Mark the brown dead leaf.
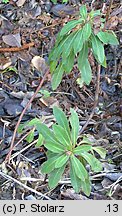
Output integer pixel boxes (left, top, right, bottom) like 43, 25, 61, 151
2, 33, 21, 47
16, 0, 26, 7
31, 56, 48, 73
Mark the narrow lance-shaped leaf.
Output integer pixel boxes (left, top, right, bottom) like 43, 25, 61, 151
62, 31, 78, 59
41, 155, 60, 174
28, 118, 41, 126
70, 155, 88, 181
26, 130, 34, 143
45, 141, 66, 153
80, 152, 102, 172
81, 177, 91, 196
60, 19, 83, 36
92, 147, 106, 159
49, 34, 72, 61
49, 165, 66, 189
36, 123, 57, 144
55, 154, 69, 168
35, 133, 44, 147
82, 23, 92, 42
51, 63, 64, 90
63, 49, 75, 74
91, 34, 105, 64
80, 5, 87, 20
53, 124, 72, 148
69, 108, 79, 146
70, 161, 82, 193
79, 59, 92, 85
73, 29, 83, 55
97, 31, 119, 45
74, 145, 92, 155
50, 61, 57, 74
78, 43, 88, 69
53, 106, 70, 135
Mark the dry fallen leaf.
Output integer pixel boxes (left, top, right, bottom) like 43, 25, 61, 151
2, 33, 21, 47
31, 56, 48, 73
16, 0, 26, 7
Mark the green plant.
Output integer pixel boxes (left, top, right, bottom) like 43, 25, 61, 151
25, 107, 105, 196
51, 0, 68, 3
49, 5, 119, 90
2, 0, 9, 3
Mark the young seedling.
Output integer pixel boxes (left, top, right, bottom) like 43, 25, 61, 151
35, 107, 106, 195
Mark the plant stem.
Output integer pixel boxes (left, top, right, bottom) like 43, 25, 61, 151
5, 69, 49, 163
79, 64, 101, 134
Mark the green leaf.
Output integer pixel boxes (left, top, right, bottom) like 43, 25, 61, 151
80, 152, 102, 172
82, 23, 92, 42
36, 123, 57, 144
69, 108, 79, 146
80, 5, 87, 20
51, 63, 64, 90
45, 141, 66, 153
53, 124, 72, 148
63, 49, 75, 74
50, 61, 57, 74
41, 155, 60, 174
49, 34, 70, 61
73, 29, 83, 55
79, 59, 92, 85
49, 165, 66, 189
53, 106, 70, 135
79, 136, 93, 145
74, 145, 92, 154
62, 31, 78, 58
70, 155, 88, 181
28, 118, 41, 127
70, 161, 82, 193
35, 133, 44, 147
55, 154, 69, 168
93, 147, 106, 159
97, 31, 119, 45
46, 151, 57, 159
26, 131, 34, 143
91, 34, 105, 64
90, 10, 101, 17
81, 177, 91, 196
60, 19, 82, 36
78, 43, 88, 69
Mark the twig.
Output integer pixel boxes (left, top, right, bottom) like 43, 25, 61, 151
9, 139, 38, 161
80, 65, 101, 134
0, 42, 34, 52
5, 69, 50, 163
0, 171, 51, 200
8, 129, 34, 156
106, 0, 113, 22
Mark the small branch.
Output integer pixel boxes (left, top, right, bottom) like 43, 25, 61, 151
5, 69, 50, 162
106, 0, 113, 22
0, 171, 51, 200
0, 42, 34, 52
80, 65, 101, 134
10, 139, 38, 161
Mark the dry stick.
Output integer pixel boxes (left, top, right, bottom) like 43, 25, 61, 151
10, 139, 38, 161
106, 0, 113, 22
9, 130, 36, 161
5, 69, 50, 162
80, 65, 101, 134
0, 42, 34, 52
0, 171, 51, 200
